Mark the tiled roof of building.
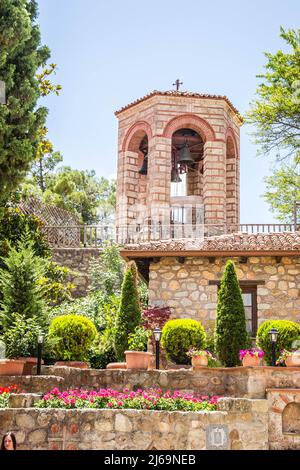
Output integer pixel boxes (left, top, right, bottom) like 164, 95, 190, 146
122, 232, 300, 254
115, 90, 242, 121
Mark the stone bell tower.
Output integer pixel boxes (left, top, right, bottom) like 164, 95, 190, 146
115, 89, 242, 242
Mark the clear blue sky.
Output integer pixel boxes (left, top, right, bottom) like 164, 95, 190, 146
37, 0, 299, 223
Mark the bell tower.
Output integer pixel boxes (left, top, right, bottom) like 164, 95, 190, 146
115, 90, 242, 242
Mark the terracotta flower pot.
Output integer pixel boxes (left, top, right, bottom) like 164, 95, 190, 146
54, 361, 90, 369
18, 357, 44, 375
242, 354, 260, 367
125, 351, 151, 369
0, 359, 25, 376
285, 352, 300, 367
192, 356, 208, 367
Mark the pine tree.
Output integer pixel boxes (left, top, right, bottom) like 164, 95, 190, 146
0, 233, 47, 330
114, 261, 142, 361
0, 0, 51, 208
215, 260, 249, 366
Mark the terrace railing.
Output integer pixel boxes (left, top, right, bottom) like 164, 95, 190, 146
43, 222, 300, 248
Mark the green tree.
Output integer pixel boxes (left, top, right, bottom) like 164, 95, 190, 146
264, 163, 300, 222
246, 27, 300, 161
215, 260, 249, 367
114, 261, 142, 361
89, 242, 125, 296
0, 234, 47, 330
42, 167, 116, 224
0, 0, 51, 208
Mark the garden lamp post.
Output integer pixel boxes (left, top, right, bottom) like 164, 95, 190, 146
37, 335, 44, 375
153, 327, 162, 370
269, 328, 279, 366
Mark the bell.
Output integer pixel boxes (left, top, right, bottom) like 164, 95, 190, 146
171, 167, 182, 183
138, 155, 148, 175
177, 142, 195, 166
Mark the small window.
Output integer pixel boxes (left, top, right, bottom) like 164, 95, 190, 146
241, 286, 257, 336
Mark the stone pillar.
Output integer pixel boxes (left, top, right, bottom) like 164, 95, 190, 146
148, 136, 172, 237
203, 140, 226, 228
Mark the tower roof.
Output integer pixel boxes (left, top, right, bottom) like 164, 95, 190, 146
115, 90, 243, 122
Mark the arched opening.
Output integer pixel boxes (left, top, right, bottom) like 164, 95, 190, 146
170, 128, 204, 231
282, 402, 300, 434
226, 135, 237, 228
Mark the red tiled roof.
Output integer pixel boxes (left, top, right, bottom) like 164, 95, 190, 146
115, 90, 242, 121
122, 232, 300, 254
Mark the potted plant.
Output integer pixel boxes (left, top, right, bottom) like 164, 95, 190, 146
239, 348, 264, 366
125, 326, 152, 369
276, 343, 300, 367
186, 348, 214, 368
48, 315, 97, 368
0, 314, 45, 375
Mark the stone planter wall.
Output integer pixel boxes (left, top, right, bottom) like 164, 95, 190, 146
0, 398, 268, 450
149, 256, 300, 326
3, 366, 299, 399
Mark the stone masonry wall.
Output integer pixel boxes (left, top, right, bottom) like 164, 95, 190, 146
0, 398, 268, 450
149, 255, 300, 327
8, 365, 297, 399
51, 248, 101, 297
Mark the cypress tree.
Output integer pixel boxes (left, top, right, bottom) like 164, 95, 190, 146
0, 0, 50, 208
215, 260, 249, 366
114, 261, 141, 361
0, 233, 47, 330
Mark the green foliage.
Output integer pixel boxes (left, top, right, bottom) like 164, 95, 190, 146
89, 326, 117, 369
161, 319, 206, 365
49, 292, 120, 333
39, 261, 74, 306
89, 243, 125, 296
0, 234, 47, 329
205, 322, 216, 354
0, 207, 50, 263
128, 326, 151, 352
1, 313, 44, 358
114, 261, 142, 361
256, 319, 300, 365
264, 163, 300, 222
0, 0, 51, 207
245, 27, 300, 161
39, 167, 116, 224
215, 260, 249, 367
48, 314, 97, 361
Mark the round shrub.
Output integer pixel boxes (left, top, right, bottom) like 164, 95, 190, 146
161, 319, 206, 365
256, 320, 300, 365
48, 315, 97, 362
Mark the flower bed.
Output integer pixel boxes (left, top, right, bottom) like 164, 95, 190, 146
0, 385, 21, 408
36, 387, 221, 411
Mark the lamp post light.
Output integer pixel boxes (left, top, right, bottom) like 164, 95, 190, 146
37, 335, 44, 375
153, 327, 162, 370
269, 328, 279, 366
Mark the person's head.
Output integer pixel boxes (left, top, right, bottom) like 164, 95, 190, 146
1, 432, 17, 450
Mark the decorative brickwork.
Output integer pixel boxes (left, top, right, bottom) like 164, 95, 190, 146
116, 91, 241, 230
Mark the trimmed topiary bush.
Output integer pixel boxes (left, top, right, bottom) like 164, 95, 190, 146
215, 260, 249, 367
48, 314, 97, 361
114, 261, 142, 361
256, 319, 300, 365
161, 319, 206, 365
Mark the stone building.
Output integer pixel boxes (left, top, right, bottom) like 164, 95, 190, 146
115, 89, 300, 336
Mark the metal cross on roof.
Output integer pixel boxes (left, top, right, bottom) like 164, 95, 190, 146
172, 79, 183, 91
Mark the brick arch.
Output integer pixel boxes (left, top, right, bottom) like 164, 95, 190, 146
122, 121, 153, 152
225, 127, 238, 158
162, 113, 216, 142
